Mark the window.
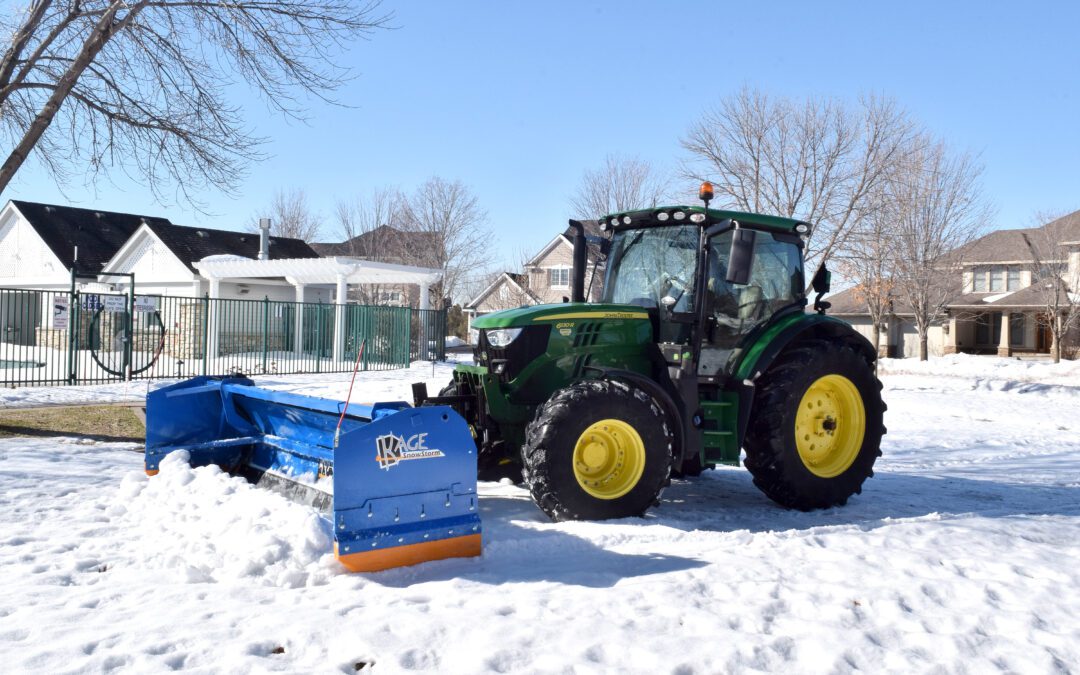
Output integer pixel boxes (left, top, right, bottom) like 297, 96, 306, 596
704, 230, 804, 338
973, 267, 987, 292
548, 267, 570, 290
377, 290, 403, 305
1010, 313, 1025, 347
989, 266, 1004, 292
1007, 267, 1021, 291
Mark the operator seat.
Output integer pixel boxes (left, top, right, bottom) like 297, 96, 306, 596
738, 285, 766, 321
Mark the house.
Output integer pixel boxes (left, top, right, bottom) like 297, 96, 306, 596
0, 200, 444, 364
0, 199, 321, 298
464, 220, 604, 341
829, 210, 1080, 358
312, 225, 440, 307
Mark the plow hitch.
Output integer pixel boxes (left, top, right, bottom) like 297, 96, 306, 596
145, 376, 481, 572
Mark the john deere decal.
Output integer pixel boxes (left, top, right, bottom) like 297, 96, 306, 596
375, 432, 445, 470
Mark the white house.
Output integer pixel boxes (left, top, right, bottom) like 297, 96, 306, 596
0, 199, 323, 295
0, 200, 444, 365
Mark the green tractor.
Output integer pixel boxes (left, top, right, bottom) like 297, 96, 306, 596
422, 184, 885, 521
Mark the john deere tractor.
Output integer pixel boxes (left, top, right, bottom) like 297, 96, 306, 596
421, 184, 885, 521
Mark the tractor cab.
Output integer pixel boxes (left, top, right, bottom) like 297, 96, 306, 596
598, 203, 808, 379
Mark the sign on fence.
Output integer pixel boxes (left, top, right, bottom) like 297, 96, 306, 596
134, 296, 157, 313
103, 296, 126, 313
82, 294, 102, 311
52, 296, 69, 330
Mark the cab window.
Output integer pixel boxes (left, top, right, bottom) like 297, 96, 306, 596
699, 230, 804, 374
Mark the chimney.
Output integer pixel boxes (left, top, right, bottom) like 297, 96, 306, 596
258, 218, 271, 260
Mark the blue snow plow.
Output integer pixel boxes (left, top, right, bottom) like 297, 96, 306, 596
145, 376, 481, 572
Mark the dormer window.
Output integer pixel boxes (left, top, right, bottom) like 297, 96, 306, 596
989, 265, 1004, 292
1007, 267, 1020, 291
973, 267, 987, 292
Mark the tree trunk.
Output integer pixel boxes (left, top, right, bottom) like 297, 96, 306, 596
1053, 336, 1061, 364
0, 1, 142, 195
871, 322, 881, 355
919, 335, 928, 361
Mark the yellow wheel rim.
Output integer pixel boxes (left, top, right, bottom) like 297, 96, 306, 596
794, 374, 866, 478
572, 418, 646, 500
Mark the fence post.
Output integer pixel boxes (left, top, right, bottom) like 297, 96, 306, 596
67, 291, 79, 384
262, 296, 269, 375
201, 294, 209, 376
125, 283, 135, 381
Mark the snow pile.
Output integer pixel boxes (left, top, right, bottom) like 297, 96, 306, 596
0, 379, 174, 408
115, 451, 336, 588
445, 335, 467, 347
879, 352, 1080, 385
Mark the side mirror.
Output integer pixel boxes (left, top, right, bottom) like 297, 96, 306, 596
810, 264, 831, 295
725, 228, 757, 285
811, 264, 832, 314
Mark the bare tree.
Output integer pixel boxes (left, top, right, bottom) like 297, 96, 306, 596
888, 138, 989, 361
569, 154, 669, 218
833, 197, 896, 356
0, 0, 389, 204
1021, 210, 1080, 363
332, 186, 409, 304
334, 187, 407, 255
399, 177, 493, 307
681, 87, 917, 268
252, 188, 322, 241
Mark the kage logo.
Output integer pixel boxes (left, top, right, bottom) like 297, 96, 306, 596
375, 432, 445, 470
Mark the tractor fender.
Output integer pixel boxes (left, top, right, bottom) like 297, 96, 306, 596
734, 313, 876, 383
728, 313, 876, 448
585, 366, 686, 464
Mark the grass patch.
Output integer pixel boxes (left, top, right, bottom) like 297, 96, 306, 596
0, 406, 145, 443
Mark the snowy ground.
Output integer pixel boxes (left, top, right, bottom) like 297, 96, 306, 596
1, 355, 1078, 673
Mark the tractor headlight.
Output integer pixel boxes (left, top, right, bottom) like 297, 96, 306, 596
485, 327, 523, 348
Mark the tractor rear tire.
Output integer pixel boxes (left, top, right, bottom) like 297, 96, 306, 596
438, 380, 523, 483
523, 379, 674, 521
743, 339, 885, 510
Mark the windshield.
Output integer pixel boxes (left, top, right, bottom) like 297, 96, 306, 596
602, 225, 700, 312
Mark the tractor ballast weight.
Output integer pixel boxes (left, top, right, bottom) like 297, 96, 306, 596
145, 377, 481, 572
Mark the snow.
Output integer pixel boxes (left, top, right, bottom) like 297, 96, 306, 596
0, 355, 469, 409
2, 356, 1079, 672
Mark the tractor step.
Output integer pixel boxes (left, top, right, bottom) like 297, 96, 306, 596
699, 395, 740, 465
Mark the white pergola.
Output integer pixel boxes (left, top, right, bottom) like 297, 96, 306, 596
193, 256, 444, 362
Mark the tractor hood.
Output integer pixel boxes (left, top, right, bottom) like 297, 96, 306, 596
472, 303, 651, 329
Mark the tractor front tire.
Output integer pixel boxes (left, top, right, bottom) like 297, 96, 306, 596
743, 339, 885, 510
523, 380, 674, 521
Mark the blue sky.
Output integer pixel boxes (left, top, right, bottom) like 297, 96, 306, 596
7, 1, 1080, 274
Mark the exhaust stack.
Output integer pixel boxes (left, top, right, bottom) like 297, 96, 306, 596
258, 218, 271, 260
568, 219, 587, 303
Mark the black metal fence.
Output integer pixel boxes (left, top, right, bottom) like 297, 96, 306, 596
0, 287, 447, 387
